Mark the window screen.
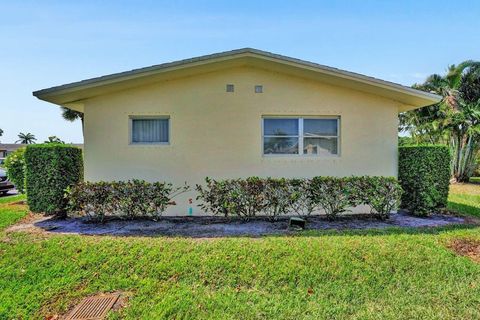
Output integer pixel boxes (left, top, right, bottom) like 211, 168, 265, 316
131, 118, 169, 144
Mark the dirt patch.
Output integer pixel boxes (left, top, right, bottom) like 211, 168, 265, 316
448, 238, 480, 263
6, 214, 51, 235
460, 215, 480, 226
450, 183, 480, 196
18, 211, 43, 224
8, 200, 27, 206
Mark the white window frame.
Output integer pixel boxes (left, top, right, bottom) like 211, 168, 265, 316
262, 116, 340, 157
129, 115, 171, 145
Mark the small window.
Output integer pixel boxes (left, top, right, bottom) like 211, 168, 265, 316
226, 84, 234, 92
131, 117, 169, 144
255, 85, 263, 93
263, 117, 339, 156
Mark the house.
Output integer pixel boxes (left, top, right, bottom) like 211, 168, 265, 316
0, 144, 27, 158
0, 144, 83, 158
0, 143, 83, 166
33, 48, 441, 215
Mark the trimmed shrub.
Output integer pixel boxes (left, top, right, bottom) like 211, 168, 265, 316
195, 177, 235, 217
309, 176, 355, 220
24, 144, 83, 215
351, 176, 402, 219
288, 179, 316, 218
263, 178, 296, 221
399, 145, 451, 216
196, 177, 267, 221
229, 177, 268, 219
4, 147, 26, 193
196, 176, 403, 220
197, 177, 300, 221
67, 180, 189, 221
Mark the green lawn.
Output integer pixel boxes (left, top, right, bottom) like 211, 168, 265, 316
0, 191, 479, 319
0, 193, 26, 205
448, 183, 480, 217
0, 195, 27, 229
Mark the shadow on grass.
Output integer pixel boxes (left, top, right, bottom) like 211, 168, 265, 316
448, 201, 480, 218
0, 193, 25, 205
292, 224, 479, 238
470, 177, 480, 184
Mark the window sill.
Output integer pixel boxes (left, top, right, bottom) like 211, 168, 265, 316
129, 143, 170, 146
262, 154, 340, 159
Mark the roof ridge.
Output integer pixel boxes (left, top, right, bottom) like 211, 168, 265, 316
33, 48, 441, 108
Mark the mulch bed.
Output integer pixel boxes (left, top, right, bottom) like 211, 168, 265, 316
5, 210, 470, 238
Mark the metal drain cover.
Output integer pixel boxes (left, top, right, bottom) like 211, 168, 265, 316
65, 293, 120, 320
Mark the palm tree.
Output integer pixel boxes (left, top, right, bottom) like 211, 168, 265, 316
44, 136, 65, 144
61, 107, 84, 136
398, 104, 447, 145
401, 60, 480, 182
16, 132, 37, 144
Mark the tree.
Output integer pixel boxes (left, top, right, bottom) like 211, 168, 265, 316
398, 102, 448, 145
400, 61, 480, 182
44, 136, 65, 144
0, 128, 3, 137
398, 136, 415, 146
16, 132, 37, 144
61, 107, 84, 135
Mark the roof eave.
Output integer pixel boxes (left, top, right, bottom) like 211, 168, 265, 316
33, 48, 442, 110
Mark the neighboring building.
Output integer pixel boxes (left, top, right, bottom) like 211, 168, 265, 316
33, 48, 441, 215
0, 144, 27, 158
0, 143, 83, 160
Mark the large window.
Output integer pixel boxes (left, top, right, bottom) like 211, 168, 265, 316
130, 117, 169, 144
263, 117, 339, 156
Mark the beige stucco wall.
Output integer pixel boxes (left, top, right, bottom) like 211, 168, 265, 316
83, 66, 400, 215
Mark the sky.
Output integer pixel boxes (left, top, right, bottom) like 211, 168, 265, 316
0, 0, 479, 143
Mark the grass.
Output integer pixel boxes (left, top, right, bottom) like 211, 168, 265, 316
448, 183, 480, 217
470, 177, 480, 184
0, 193, 26, 205
0, 192, 479, 319
0, 194, 27, 230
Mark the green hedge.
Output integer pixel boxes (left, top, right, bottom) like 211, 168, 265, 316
398, 145, 451, 216
4, 147, 26, 193
25, 144, 83, 215
196, 176, 402, 221
67, 180, 189, 221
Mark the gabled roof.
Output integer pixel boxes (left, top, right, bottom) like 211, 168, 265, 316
33, 48, 441, 112
0, 144, 27, 152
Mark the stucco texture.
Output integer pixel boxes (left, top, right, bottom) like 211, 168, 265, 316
83, 66, 400, 215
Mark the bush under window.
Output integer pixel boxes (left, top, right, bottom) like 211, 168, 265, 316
196, 176, 402, 221
196, 177, 267, 221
